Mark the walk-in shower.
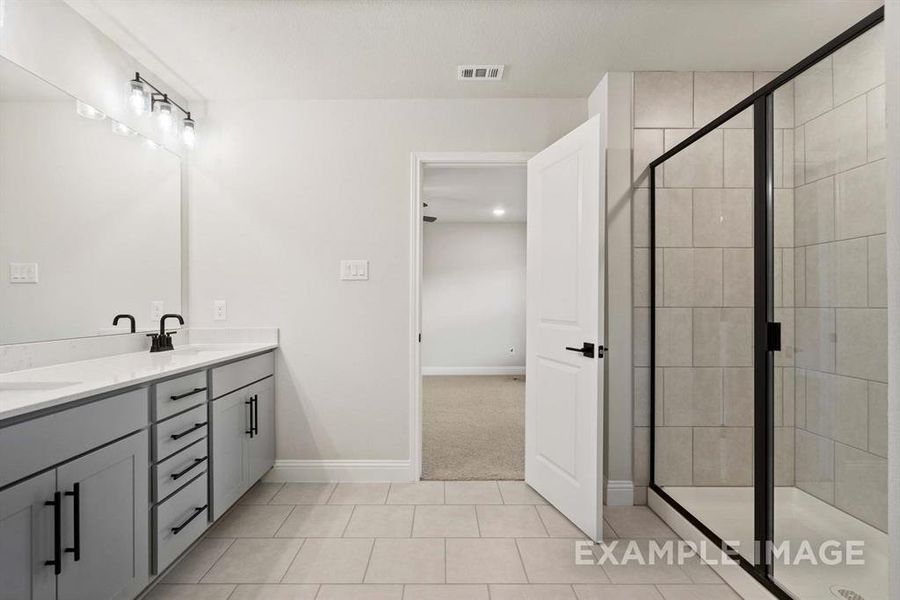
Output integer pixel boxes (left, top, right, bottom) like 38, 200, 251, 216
648, 7, 887, 600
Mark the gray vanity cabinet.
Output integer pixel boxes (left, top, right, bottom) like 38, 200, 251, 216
247, 376, 276, 484
211, 387, 250, 519
0, 471, 56, 600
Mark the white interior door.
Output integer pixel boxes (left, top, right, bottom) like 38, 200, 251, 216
525, 115, 605, 542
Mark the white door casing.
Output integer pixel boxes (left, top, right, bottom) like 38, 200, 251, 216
525, 115, 605, 542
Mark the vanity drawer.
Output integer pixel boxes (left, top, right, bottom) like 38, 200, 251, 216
155, 404, 208, 462
155, 439, 208, 502
155, 473, 208, 573
154, 370, 208, 421
211, 352, 274, 399
0, 388, 148, 488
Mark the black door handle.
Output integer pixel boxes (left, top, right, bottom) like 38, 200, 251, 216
171, 505, 208, 535
64, 483, 80, 561
245, 398, 255, 438
171, 457, 207, 481
45, 491, 62, 574
565, 342, 596, 358
170, 422, 207, 440
252, 395, 259, 435
170, 387, 207, 401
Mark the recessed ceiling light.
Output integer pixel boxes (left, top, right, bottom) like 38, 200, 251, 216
493, 208, 506, 216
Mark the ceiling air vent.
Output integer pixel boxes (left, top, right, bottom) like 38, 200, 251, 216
457, 65, 505, 81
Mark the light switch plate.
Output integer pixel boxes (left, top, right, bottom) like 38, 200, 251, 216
9, 262, 38, 283
150, 301, 164, 322
214, 300, 227, 321
340, 259, 369, 281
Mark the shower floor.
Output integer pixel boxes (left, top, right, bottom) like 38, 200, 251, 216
663, 486, 888, 600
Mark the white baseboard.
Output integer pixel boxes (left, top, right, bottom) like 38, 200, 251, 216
264, 460, 413, 483
605, 480, 634, 506
422, 366, 526, 376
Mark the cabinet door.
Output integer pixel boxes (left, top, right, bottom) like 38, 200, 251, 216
56, 432, 149, 600
248, 377, 276, 483
212, 389, 250, 519
0, 471, 56, 600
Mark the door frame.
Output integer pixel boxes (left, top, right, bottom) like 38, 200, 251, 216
408, 151, 534, 481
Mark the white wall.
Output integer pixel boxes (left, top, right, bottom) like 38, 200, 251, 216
188, 98, 586, 470
422, 222, 526, 374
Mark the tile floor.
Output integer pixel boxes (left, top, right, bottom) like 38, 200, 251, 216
145, 481, 743, 600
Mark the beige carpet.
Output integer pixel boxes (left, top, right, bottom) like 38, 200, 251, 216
422, 375, 525, 480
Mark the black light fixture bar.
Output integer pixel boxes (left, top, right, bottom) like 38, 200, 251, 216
132, 72, 191, 119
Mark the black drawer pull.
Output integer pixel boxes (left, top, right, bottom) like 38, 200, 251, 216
170, 422, 207, 440
64, 483, 80, 561
170, 387, 207, 401
171, 457, 207, 481
171, 504, 208, 535
44, 491, 62, 574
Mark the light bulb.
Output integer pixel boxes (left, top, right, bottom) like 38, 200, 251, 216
110, 121, 137, 136
156, 100, 173, 132
128, 80, 149, 115
492, 208, 506, 217
75, 100, 105, 120
181, 117, 196, 148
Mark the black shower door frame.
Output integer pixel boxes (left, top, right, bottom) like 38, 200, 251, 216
646, 7, 885, 599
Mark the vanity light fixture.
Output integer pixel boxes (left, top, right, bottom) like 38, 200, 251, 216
492, 208, 506, 217
128, 72, 197, 148
75, 100, 105, 120
110, 120, 137, 136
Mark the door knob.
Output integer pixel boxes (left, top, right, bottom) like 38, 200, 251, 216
565, 342, 596, 358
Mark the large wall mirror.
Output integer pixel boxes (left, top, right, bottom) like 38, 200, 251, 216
0, 56, 181, 345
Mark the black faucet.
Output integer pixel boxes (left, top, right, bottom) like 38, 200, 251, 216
147, 313, 184, 353
112, 314, 136, 333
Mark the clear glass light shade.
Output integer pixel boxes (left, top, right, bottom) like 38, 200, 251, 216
75, 100, 105, 120
155, 100, 174, 132
127, 80, 149, 115
110, 121, 137, 136
181, 118, 196, 148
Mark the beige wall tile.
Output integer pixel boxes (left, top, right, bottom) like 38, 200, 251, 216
663, 248, 722, 307
723, 367, 753, 426
664, 129, 723, 188
634, 308, 650, 367
633, 188, 650, 248
663, 367, 722, 426
832, 22, 885, 105
692, 308, 752, 367
774, 189, 794, 248
804, 238, 868, 308
795, 429, 834, 503
781, 128, 795, 185
655, 188, 693, 247
795, 177, 835, 246
794, 247, 807, 307
805, 371, 868, 450
723, 249, 753, 307
835, 159, 886, 239
692, 427, 752, 486
794, 57, 833, 125
836, 308, 887, 382
633, 426, 651, 486
655, 427, 693, 486
775, 427, 795, 486
867, 85, 886, 161
793, 125, 805, 187
633, 367, 650, 427
804, 95, 867, 181
693, 72, 753, 128
656, 308, 692, 367
795, 369, 807, 428
868, 382, 888, 457
795, 308, 835, 372
868, 235, 887, 307
692, 189, 752, 248
633, 248, 650, 308
781, 248, 795, 308
634, 72, 694, 128
834, 443, 887, 532
634, 129, 664, 188
723, 129, 753, 187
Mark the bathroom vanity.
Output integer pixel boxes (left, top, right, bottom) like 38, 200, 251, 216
0, 342, 277, 600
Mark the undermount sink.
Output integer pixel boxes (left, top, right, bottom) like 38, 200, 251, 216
0, 381, 80, 391
171, 346, 225, 356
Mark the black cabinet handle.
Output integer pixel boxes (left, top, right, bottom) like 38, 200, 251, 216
171, 457, 207, 481
252, 395, 259, 435
44, 491, 62, 574
170, 422, 207, 440
245, 398, 255, 438
171, 504, 208, 535
64, 483, 80, 561
170, 387, 207, 401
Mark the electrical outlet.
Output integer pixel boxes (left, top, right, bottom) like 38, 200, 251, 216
150, 301, 164, 322
9, 262, 38, 283
214, 300, 227, 321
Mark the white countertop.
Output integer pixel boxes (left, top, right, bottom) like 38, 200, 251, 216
0, 343, 277, 422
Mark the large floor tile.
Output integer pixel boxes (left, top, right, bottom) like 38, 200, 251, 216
328, 482, 390, 504
270, 483, 336, 504
490, 584, 577, 599
402, 584, 490, 599
316, 585, 403, 600
445, 538, 527, 583
592, 540, 692, 585
228, 584, 319, 599
282, 538, 374, 584
656, 584, 742, 600
206, 504, 293, 538
413, 505, 479, 537
602, 507, 678, 539
516, 539, 609, 584
476, 505, 547, 537
239, 482, 284, 505
572, 584, 664, 599
444, 481, 502, 504
498, 482, 548, 504
535, 506, 587, 539
344, 505, 414, 537
387, 482, 444, 505
201, 538, 303, 584
364, 538, 445, 583
162, 538, 235, 584
275, 505, 353, 537
144, 584, 236, 600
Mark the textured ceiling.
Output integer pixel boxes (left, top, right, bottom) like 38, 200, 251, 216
70, 0, 882, 101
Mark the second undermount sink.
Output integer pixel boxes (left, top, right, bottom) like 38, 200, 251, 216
171, 346, 227, 357
0, 381, 80, 391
